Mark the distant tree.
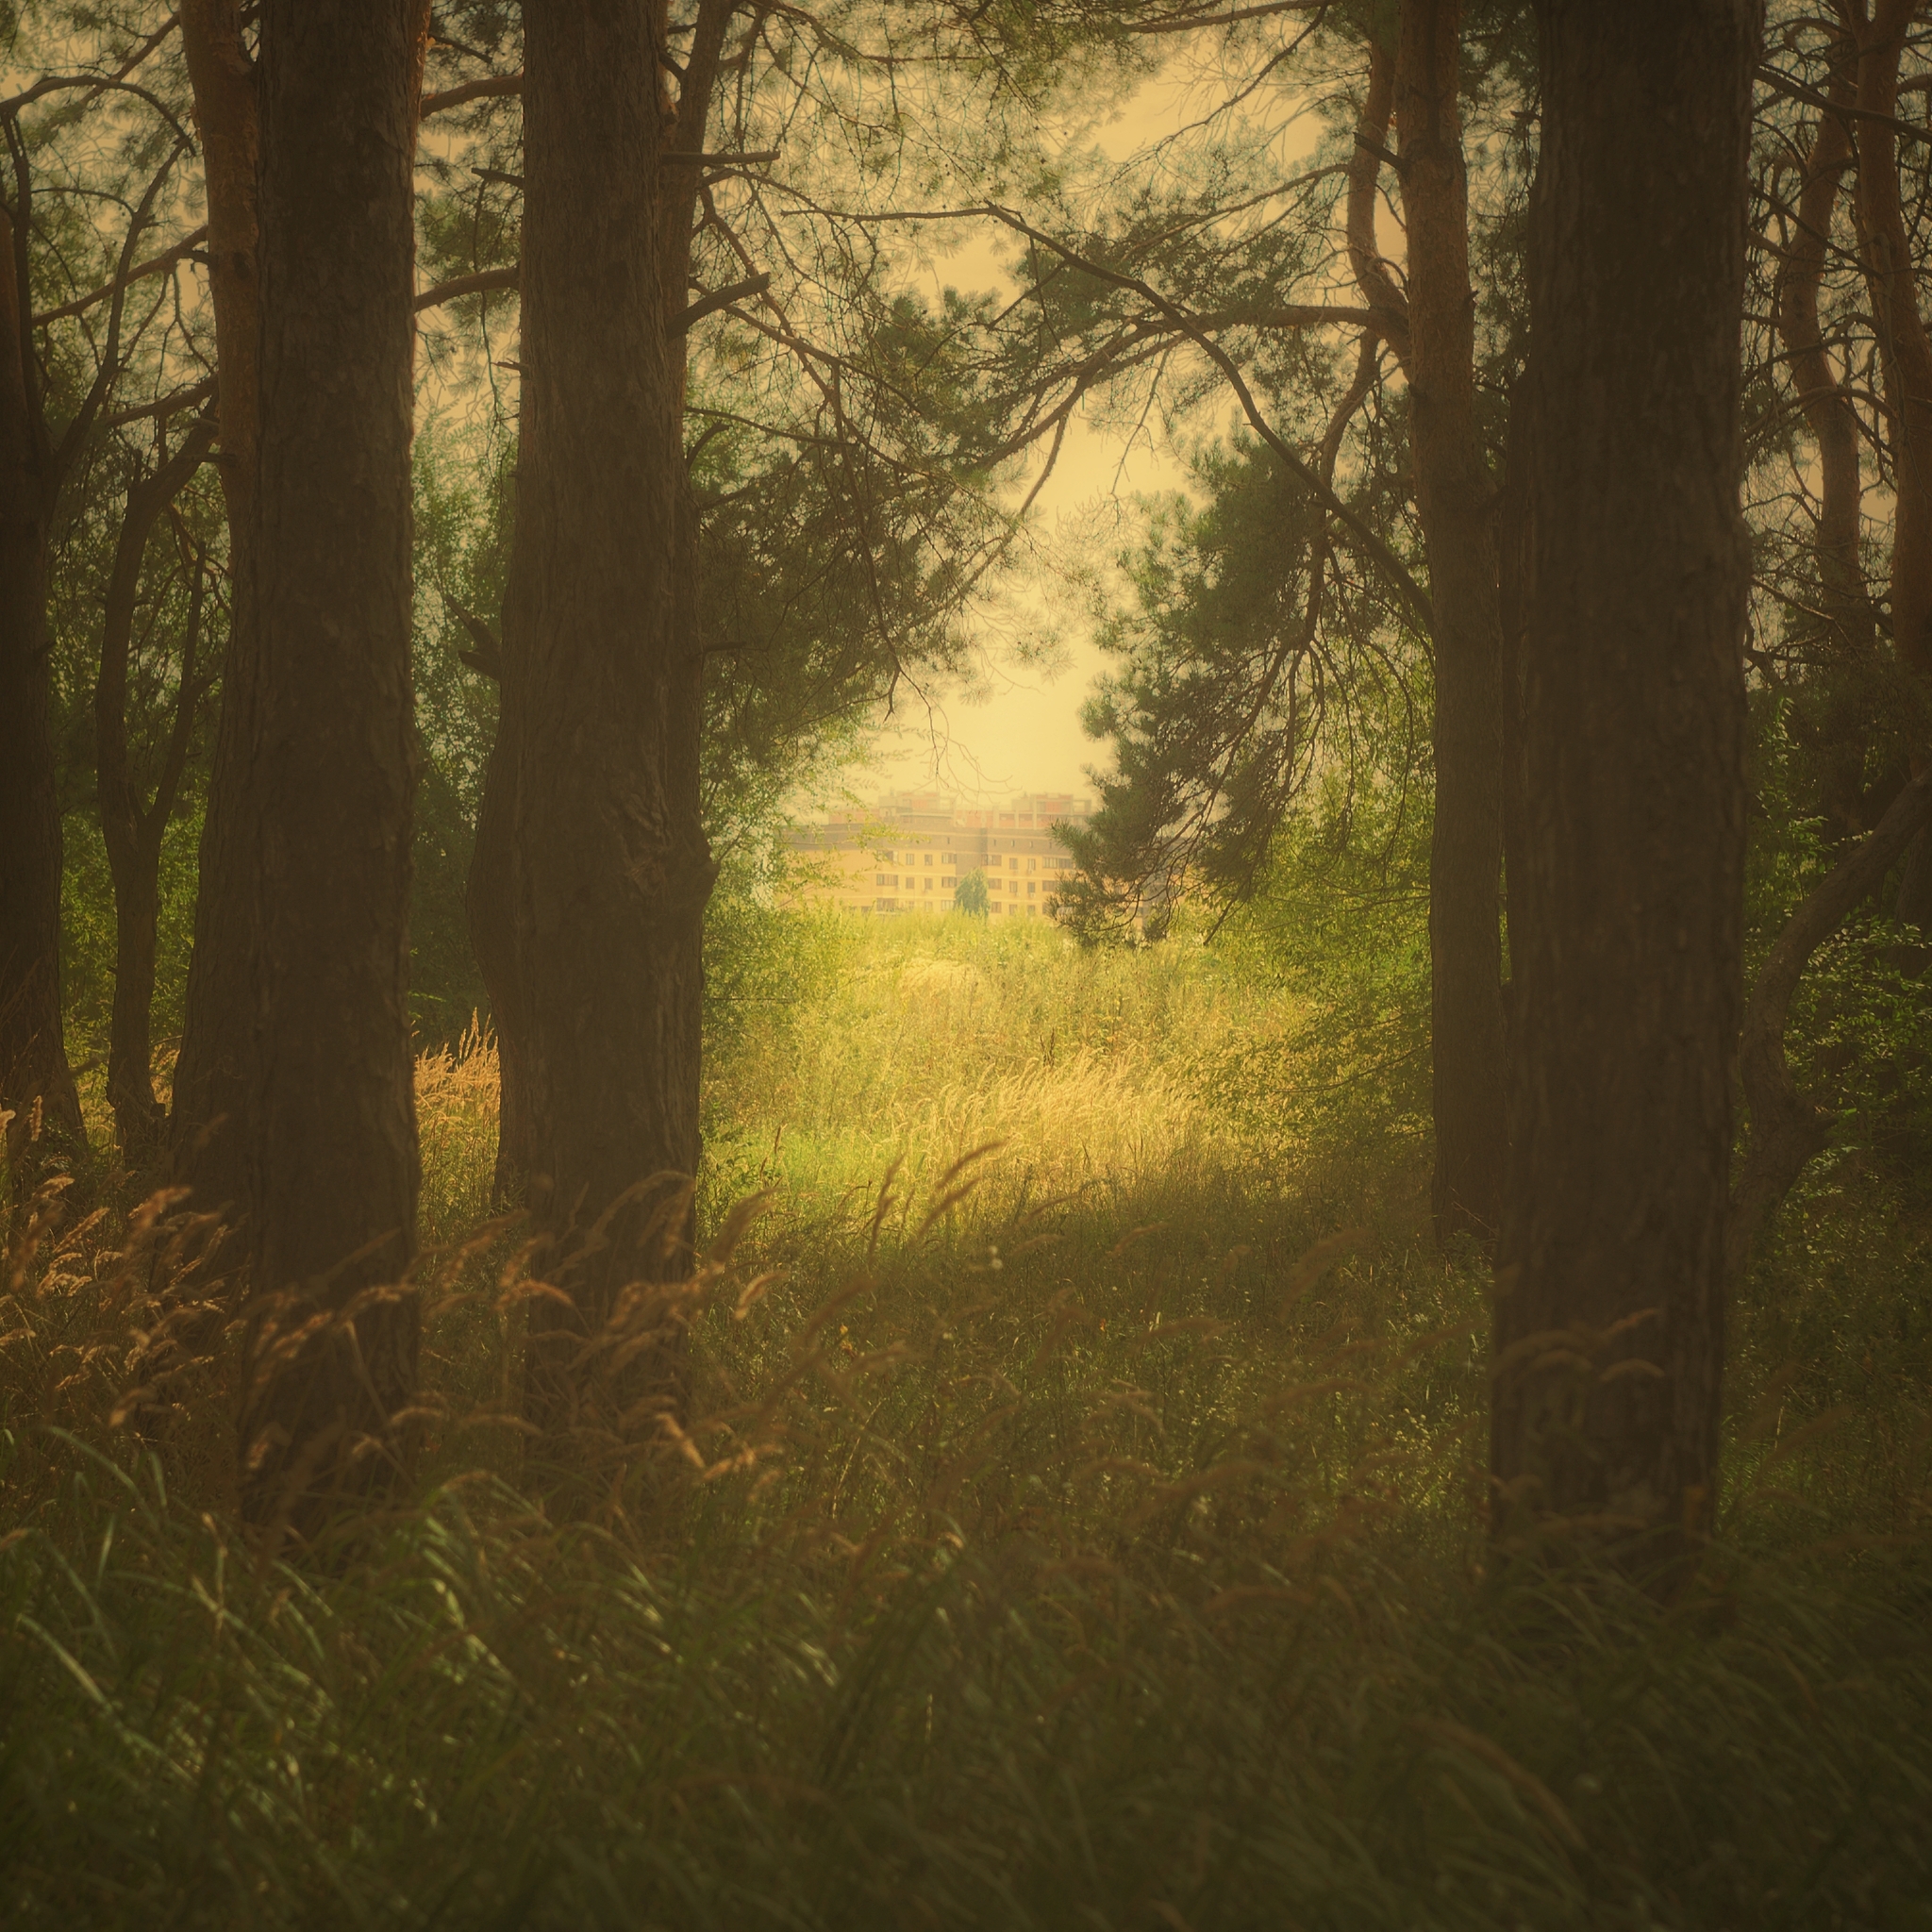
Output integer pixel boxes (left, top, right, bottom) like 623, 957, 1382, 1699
993, 0, 1532, 1245
956, 869, 991, 917
1492, 0, 1757, 1568
0, 58, 186, 1168
92, 417, 218, 1157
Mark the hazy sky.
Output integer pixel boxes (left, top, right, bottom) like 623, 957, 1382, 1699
861, 45, 1359, 811
863, 65, 1326, 809
865, 92, 1189, 808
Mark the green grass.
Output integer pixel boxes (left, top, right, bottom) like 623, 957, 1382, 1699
3, 907, 1929, 1928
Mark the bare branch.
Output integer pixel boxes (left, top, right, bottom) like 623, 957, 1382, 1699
0, 73, 192, 146
674, 272, 772, 333
1128, 1, 1332, 32
56, 141, 190, 479
102, 374, 214, 428
982, 202, 1435, 639
414, 264, 519, 312
420, 71, 522, 118
661, 147, 779, 167
35, 225, 208, 325
1757, 59, 1932, 144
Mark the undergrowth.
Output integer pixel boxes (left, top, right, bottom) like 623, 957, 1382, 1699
2, 908, 1928, 1928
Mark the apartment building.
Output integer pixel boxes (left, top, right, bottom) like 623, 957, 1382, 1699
784, 790, 1092, 918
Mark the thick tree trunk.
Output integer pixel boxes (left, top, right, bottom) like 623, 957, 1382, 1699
0, 208, 84, 1167
234, 0, 422, 1540
472, 1, 715, 1464
1493, 0, 1757, 1568
96, 425, 214, 1159
1392, 0, 1507, 1243
172, 0, 263, 1228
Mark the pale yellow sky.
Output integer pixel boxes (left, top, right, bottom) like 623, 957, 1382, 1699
866, 61, 1330, 808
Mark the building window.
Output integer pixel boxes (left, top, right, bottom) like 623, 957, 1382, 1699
924, 853, 934, 866
1027, 880, 1036, 895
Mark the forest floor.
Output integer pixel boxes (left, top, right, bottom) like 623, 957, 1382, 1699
3, 909, 1930, 1929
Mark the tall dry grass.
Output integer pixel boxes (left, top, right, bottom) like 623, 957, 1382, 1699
2, 907, 1929, 1927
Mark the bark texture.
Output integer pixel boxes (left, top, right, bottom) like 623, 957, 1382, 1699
1852, 0, 1932, 921
1494, 0, 1757, 1560
1347, 7, 1507, 1243
471, 1, 715, 1460
234, 0, 421, 1538
1392, 0, 1507, 1242
172, 0, 263, 1226
95, 420, 215, 1157
0, 205, 83, 1164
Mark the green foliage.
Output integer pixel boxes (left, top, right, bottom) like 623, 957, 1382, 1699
5, 903, 1931, 1926
1064, 434, 1427, 933
57, 805, 203, 1063
953, 866, 990, 916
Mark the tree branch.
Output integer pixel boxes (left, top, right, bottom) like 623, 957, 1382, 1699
96, 413, 217, 868
982, 202, 1435, 639
660, 147, 779, 167
1757, 60, 1931, 145
673, 272, 771, 333
34, 224, 208, 325
414, 263, 519, 312
55, 140, 188, 481
420, 71, 522, 118
102, 374, 214, 428
1128, 1, 1332, 32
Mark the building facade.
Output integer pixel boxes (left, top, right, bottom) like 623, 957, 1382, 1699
784, 791, 1092, 919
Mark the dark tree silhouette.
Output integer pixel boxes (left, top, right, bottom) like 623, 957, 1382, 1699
469, 0, 716, 1461
94, 418, 218, 1157
1492, 0, 1757, 1566
232, 0, 425, 1539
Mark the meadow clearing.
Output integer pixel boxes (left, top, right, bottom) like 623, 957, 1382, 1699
2, 905, 1929, 1929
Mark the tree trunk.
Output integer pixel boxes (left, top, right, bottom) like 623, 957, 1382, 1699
1852, 0, 1932, 923
1774, 32, 1875, 843
1392, 0, 1508, 1243
1496, 373, 1531, 1052
96, 424, 214, 1159
234, 0, 422, 1540
0, 206, 84, 1170
472, 0, 715, 1466
172, 0, 263, 1230
1493, 0, 1756, 1569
